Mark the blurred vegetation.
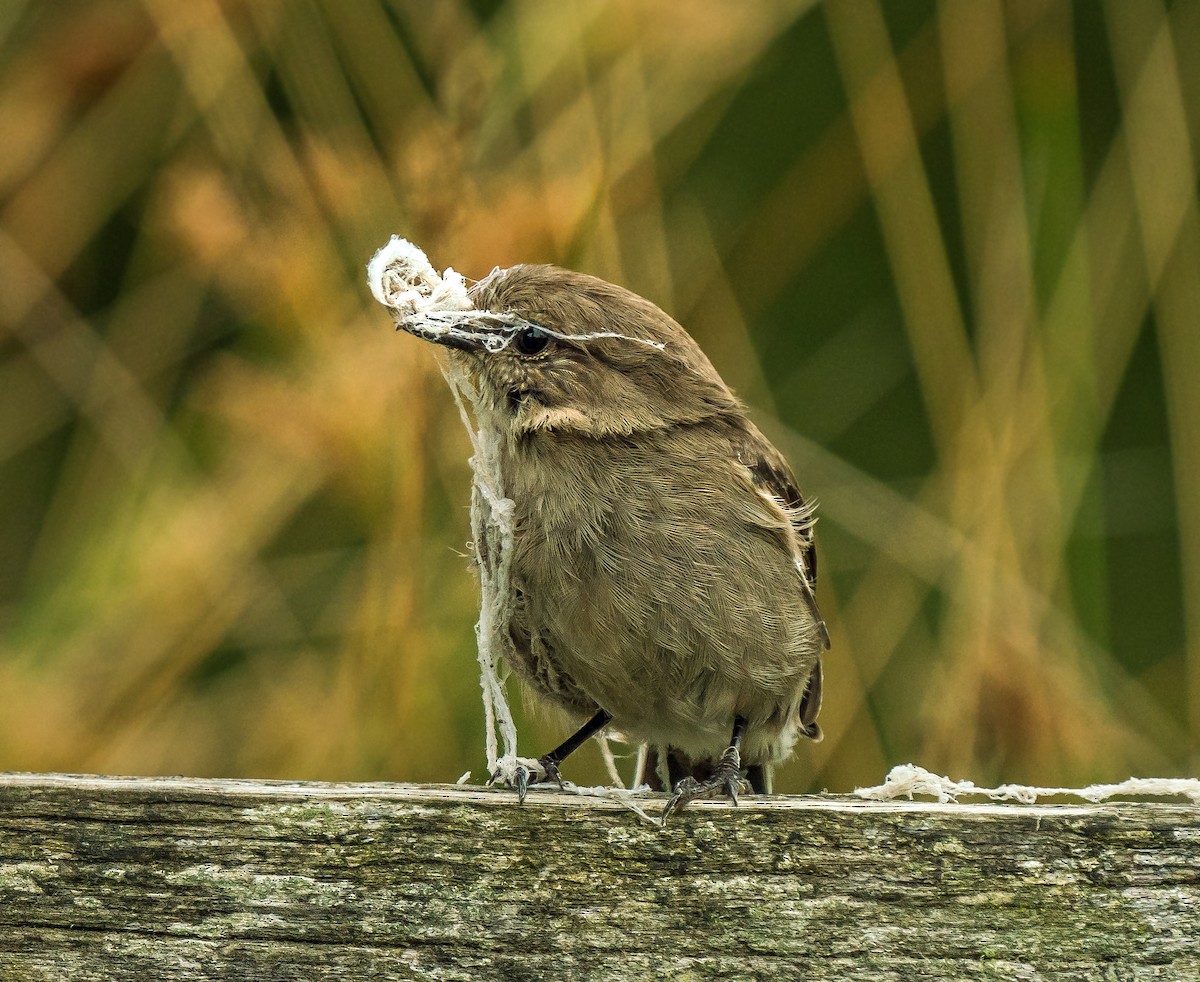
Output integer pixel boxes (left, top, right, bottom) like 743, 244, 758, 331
1, 0, 1197, 792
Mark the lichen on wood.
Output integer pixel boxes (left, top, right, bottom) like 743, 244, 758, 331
1, 773, 1198, 980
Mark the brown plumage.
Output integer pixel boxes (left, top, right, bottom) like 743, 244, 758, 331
409, 263, 828, 811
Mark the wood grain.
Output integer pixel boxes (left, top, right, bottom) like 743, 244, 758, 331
1, 773, 1198, 979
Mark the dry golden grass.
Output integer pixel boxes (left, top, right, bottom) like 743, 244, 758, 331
0, 0, 1196, 791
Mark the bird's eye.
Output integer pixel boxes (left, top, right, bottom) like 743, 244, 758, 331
513, 326, 550, 356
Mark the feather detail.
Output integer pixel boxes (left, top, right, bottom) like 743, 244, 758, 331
736, 429, 831, 651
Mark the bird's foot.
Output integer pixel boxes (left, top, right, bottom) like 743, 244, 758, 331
490, 755, 565, 803
661, 744, 751, 824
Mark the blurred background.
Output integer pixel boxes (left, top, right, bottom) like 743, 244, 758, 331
1, 0, 1197, 793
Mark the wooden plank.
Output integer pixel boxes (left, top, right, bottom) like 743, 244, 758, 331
0, 773, 1197, 980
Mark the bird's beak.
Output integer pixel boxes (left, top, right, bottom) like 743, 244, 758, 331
399, 321, 488, 353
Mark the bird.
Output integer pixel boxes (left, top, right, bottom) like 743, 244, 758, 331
389, 258, 829, 819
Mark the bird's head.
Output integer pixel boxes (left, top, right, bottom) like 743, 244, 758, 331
373, 251, 741, 438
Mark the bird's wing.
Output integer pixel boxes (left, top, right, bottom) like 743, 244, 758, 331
734, 429, 831, 653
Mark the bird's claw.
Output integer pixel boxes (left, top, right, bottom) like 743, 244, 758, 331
661, 745, 749, 824
490, 755, 563, 803
540, 756, 564, 790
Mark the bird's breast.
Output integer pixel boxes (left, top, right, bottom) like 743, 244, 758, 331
495, 428, 823, 760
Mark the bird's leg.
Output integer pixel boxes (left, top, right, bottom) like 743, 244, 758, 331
745, 762, 772, 795
498, 708, 613, 803
661, 716, 752, 823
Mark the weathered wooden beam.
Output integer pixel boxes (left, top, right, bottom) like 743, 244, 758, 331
0, 773, 1197, 980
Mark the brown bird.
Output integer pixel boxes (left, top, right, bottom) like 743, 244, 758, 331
392, 260, 829, 818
